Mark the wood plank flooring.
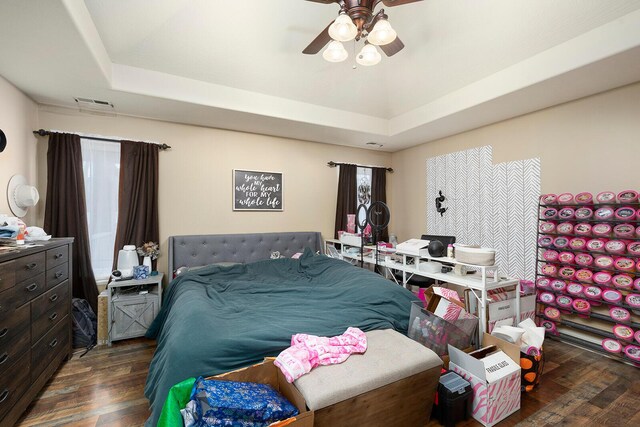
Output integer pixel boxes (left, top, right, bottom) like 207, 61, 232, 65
15, 337, 640, 426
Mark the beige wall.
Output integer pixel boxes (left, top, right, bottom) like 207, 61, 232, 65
36, 106, 391, 276
0, 76, 38, 225
389, 82, 640, 242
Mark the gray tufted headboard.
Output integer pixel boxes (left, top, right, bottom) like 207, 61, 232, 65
168, 231, 323, 276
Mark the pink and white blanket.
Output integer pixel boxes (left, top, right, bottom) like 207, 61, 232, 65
274, 327, 367, 383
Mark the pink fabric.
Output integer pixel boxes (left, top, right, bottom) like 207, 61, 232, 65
274, 327, 367, 383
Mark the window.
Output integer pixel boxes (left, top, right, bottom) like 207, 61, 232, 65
81, 139, 120, 282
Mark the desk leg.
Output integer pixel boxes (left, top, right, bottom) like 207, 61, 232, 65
515, 282, 521, 326
107, 288, 112, 346
479, 288, 488, 346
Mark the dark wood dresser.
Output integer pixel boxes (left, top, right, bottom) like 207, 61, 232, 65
0, 238, 73, 425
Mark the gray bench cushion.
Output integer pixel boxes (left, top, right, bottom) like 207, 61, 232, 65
294, 329, 442, 410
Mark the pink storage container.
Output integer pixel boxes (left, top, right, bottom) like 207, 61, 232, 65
575, 192, 593, 204
586, 238, 606, 252
574, 253, 593, 267
593, 271, 612, 286
636, 259, 640, 272
605, 240, 627, 255
536, 277, 551, 289
628, 241, 640, 256
540, 319, 558, 336
615, 207, 636, 221
558, 251, 576, 264
557, 222, 574, 235
575, 268, 593, 283
613, 324, 634, 342
558, 266, 576, 281
538, 235, 554, 247
601, 338, 623, 354
575, 207, 594, 220
542, 249, 559, 262
550, 280, 567, 293
613, 223, 635, 239
553, 236, 570, 249
636, 209, 640, 221
636, 330, 640, 345
634, 278, 640, 292
556, 295, 573, 312
596, 191, 616, 204
540, 194, 558, 204
636, 225, 640, 238
610, 306, 631, 323
594, 255, 614, 269
595, 207, 614, 220
558, 207, 575, 220
624, 345, 640, 364
574, 223, 592, 235
539, 221, 556, 234
617, 190, 639, 203
612, 274, 633, 290
614, 258, 635, 273
569, 237, 587, 251
602, 289, 623, 304
572, 299, 591, 316
542, 208, 558, 219
541, 263, 558, 277
567, 282, 584, 297
592, 223, 612, 237
583, 286, 602, 301
538, 291, 556, 305
557, 193, 575, 204
626, 293, 640, 310
544, 306, 561, 321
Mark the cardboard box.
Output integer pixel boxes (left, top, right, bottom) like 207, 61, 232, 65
449, 333, 521, 427
425, 287, 479, 338
466, 289, 536, 332
208, 358, 313, 427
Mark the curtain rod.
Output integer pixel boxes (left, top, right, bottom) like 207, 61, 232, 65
327, 161, 393, 173
32, 129, 171, 150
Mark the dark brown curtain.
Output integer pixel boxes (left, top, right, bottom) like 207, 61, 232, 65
334, 164, 357, 239
112, 140, 160, 270
44, 132, 99, 313
371, 167, 389, 242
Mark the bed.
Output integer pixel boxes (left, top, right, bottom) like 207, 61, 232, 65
144, 232, 417, 426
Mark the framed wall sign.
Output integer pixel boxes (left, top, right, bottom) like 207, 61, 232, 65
233, 169, 283, 211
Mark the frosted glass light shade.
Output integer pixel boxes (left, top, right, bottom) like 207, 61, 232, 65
329, 13, 357, 42
367, 19, 397, 46
323, 40, 348, 62
356, 44, 381, 66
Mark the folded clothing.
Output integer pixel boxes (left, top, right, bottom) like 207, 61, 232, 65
0, 225, 19, 238
182, 378, 298, 427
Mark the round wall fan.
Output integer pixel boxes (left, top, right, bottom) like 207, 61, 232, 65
303, 0, 424, 59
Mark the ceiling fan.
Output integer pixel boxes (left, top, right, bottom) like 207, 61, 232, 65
303, 0, 424, 66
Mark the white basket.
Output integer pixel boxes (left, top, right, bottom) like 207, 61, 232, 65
453, 244, 496, 266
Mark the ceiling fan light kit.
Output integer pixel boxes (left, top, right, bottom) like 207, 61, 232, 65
356, 44, 381, 66
367, 19, 397, 45
323, 40, 349, 62
328, 12, 358, 42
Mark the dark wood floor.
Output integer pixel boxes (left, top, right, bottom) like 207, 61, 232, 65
15, 338, 640, 427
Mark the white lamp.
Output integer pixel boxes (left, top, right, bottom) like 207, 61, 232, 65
367, 19, 397, 46
323, 40, 348, 62
328, 12, 357, 42
356, 44, 381, 66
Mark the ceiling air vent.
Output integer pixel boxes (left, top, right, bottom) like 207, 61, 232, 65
74, 97, 115, 115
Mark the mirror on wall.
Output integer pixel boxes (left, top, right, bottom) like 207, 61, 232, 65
0, 129, 6, 152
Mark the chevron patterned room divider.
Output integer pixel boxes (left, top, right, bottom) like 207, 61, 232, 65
426, 146, 540, 280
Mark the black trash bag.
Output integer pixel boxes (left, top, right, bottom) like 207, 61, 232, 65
72, 298, 97, 353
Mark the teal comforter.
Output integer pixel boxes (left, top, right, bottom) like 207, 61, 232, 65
144, 250, 416, 426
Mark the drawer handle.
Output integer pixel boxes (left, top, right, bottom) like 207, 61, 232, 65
49, 312, 58, 321
54, 253, 64, 259
49, 338, 58, 348
55, 272, 63, 279
26, 262, 37, 270
0, 327, 7, 338
26, 283, 38, 292
0, 389, 8, 404
49, 294, 59, 302
0, 353, 7, 365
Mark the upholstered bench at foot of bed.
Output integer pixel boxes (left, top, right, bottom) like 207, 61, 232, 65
293, 329, 443, 427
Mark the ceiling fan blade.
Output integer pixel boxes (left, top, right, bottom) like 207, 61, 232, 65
379, 36, 404, 56
304, 0, 338, 3
302, 21, 334, 54
381, 0, 424, 6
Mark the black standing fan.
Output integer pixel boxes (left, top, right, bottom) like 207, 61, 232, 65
355, 203, 369, 267
367, 201, 391, 273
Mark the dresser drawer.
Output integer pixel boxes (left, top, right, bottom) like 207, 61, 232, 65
31, 315, 69, 383
46, 245, 69, 270
46, 262, 69, 290
0, 288, 16, 320
0, 357, 30, 420
0, 261, 15, 293
13, 273, 46, 308
31, 282, 70, 344
0, 329, 29, 376
0, 303, 29, 357
14, 252, 46, 283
